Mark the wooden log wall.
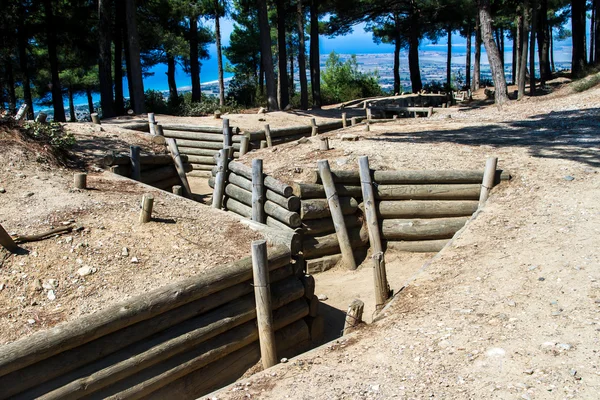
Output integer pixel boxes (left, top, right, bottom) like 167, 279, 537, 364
365, 93, 451, 119
103, 151, 192, 192
0, 245, 325, 400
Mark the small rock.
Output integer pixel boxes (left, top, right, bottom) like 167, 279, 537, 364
438, 340, 451, 349
77, 266, 94, 277
293, 167, 303, 173
0, 283, 5, 291
317, 294, 328, 301
27, 319, 36, 325
24, 192, 34, 198
47, 290, 56, 300
258, 117, 266, 122
0, 188, 5, 193
284, 103, 292, 111
131, 257, 139, 264
31, 279, 43, 292
281, 357, 288, 363
122, 247, 129, 257
521, 394, 531, 400
570, 369, 577, 376
486, 348, 506, 357
340, 134, 359, 141
557, 343, 572, 351
524, 369, 534, 375
93, 125, 104, 132
371, 384, 380, 392
538, 277, 545, 281
65, 236, 73, 244
507, 300, 516, 307
563, 175, 575, 181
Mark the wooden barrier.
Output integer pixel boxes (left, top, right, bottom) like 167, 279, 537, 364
300, 197, 358, 220
376, 200, 478, 219
381, 217, 469, 240
307, 169, 511, 185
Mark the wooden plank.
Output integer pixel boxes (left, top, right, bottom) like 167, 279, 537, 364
302, 227, 368, 259
308, 169, 511, 184
376, 200, 478, 219
385, 239, 449, 252
381, 217, 468, 240
300, 197, 358, 220
228, 161, 293, 197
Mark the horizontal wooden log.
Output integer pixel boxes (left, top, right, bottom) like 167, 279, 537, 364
186, 155, 216, 165
376, 200, 478, 219
140, 164, 192, 185
177, 148, 217, 157
174, 139, 241, 149
190, 163, 214, 171
381, 217, 468, 240
300, 197, 358, 220
246, 121, 344, 141
117, 122, 150, 132
301, 214, 363, 236
164, 130, 241, 144
228, 173, 300, 211
0, 246, 291, 378
302, 227, 368, 259
102, 154, 188, 167
385, 239, 449, 252
161, 124, 240, 135
292, 183, 362, 199
237, 219, 301, 254
376, 184, 480, 200
26, 277, 304, 400
308, 169, 511, 185
144, 319, 309, 400
270, 133, 313, 145
224, 199, 297, 232
228, 161, 293, 197
95, 299, 308, 399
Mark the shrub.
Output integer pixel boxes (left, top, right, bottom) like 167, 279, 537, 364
22, 121, 75, 150
179, 93, 240, 116
321, 52, 383, 105
144, 90, 169, 114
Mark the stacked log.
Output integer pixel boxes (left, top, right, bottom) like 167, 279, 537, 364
0, 246, 325, 400
103, 151, 192, 192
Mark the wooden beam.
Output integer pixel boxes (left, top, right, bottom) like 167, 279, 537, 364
479, 157, 498, 206
130, 146, 141, 181
211, 149, 228, 209
376, 200, 478, 219
252, 159, 266, 223
343, 299, 364, 335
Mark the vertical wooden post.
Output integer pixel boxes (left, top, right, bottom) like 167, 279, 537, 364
343, 299, 364, 335
73, 173, 87, 189
479, 156, 498, 206
264, 124, 273, 147
166, 138, 193, 197
342, 112, 347, 128
172, 185, 183, 196
351, 117, 357, 126
130, 145, 141, 181
15, 104, 29, 121
155, 124, 164, 136
212, 148, 228, 209
310, 118, 318, 136
319, 137, 329, 151
225, 145, 234, 160
239, 136, 249, 156
252, 158, 265, 223
366, 107, 371, 120
372, 252, 389, 310
251, 239, 278, 369
260, 140, 267, 149
35, 112, 48, 123
222, 118, 232, 149
90, 113, 101, 124
139, 194, 154, 223
427, 106, 433, 117
318, 159, 357, 270
0, 223, 18, 253
148, 113, 156, 135
365, 122, 370, 132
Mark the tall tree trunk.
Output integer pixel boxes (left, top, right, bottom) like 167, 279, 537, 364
5, 58, 17, 114
446, 26, 452, 90
43, 0, 66, 122
309, 0, 321, 108
511, 27, 517, 84
472, 16, 481, 91
479, 0, 508, 105
500, 28, 505, 65
289, 50, 295, 96
214, 0, 225, 106
17, 11, 34, 119
259, 54, 264, 96
190, 14, 201, 102
571, 0, 586, 77
537, 0, 551, 83
167, 55, 178, 101
393, 24, 401, 94
518, 2, 530, 100
297, 0, 308, 109
516, 14, 522, 87
529, 1, 537, 96
276, 0, 289, 109
98, 0, 115, 118
257, 0, 279, 110
466, 24, 472, 89
550, 26, 555, 71
596, 0, 600, 65
114, 0, 125, 115
86, 87, 94, 114
590, 3, 595, 64
124, 0, 145, 114
68, 86, 76, 122
408, 8, 422, 93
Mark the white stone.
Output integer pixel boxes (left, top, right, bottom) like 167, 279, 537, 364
47, 290, 56, 300
77, 266, 94, 277
131, 257, 139, 263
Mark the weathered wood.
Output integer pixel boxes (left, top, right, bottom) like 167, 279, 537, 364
342, 112, 347, 127
264, 124, 273, 147
239, 136, 249, 156
166, 138, 192, 197
292, 182, 362, 199
385, 239, 448, 252
358, 156, 382, 254
130, 146, 141, 181
252, 240, 278, 369
229, 161, 293, 197
303, 227, 368, 259
225, 184, 300, 227
244, 121, 343, 141
102, 153, 188, 167
177, 147, 218, 157
300, 274, 315, 300
0, 223, 18, 253
139, 195, 154, 223
306, 254, 342, 274
252, 159, 266, 223
376, 200, 478, 219
260, 140, 267, 149
300, 197, 358, 220
308, 295, 319, 317
0, 246, 291, 378
90, 112, 100, 124
147, 113, 156, 135
375, 184, 480, 200
343, 299, 364, 335
73, 173, 87, 189
154, 124, 164, 137
35, 112, 48, 123
479, 156, 498, 206
161, 123, 240, 134
301, 214, 363, 237
222, 119, 232, 149
140, 164, 192, 185
212, 149, 228, 209
186, 155, 216, 165
372, 252, 389, 311
189, 163, 214, 171
381, 217, 468, 240
171, 137, 242, 148
238, 219, 302, 254
229, 172, 300, 211
350, 117, 357, 126
172, 185, 183, 196
306, 315, 325, 343
308, 169, 511, 184
117, 122, 150, 132
319, 137, 329, 150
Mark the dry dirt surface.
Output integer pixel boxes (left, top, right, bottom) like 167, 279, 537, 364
207, 81, 600, 399
0, 130, 263, 344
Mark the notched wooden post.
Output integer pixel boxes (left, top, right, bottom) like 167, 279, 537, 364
343, 299, 364, 335
222, 118, 232, 149
372, 252, 389, 310
342, 112, 347, 128
139, 194, 154, 223
251, 239, 278, 369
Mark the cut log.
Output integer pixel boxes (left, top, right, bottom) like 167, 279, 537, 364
161, 124, 240, 134
376, 200, 478, 219
308, 169, 511, 184
173, 139, 241, 150
130, 146, 141, 181
102, 154, 188, 167
302, 227, 368, 259
212, 149, 228, 209
306, 254, 341, 274
0, 246, 291, 378
189, 164, 214, 171
300, 197, 358, 220
381, 217, 468, 240
251, 159, 266, 223
292, 183, 362, 199
228, 161, 293, 197
385, 239, 449, 252
301, 214, 363, 237
479, 156, 498, 206
165, 138, 192, 196
375, 184, 480, 200
229, 173, 300, 211
238, 219, 302, 254
186, 155, 216, 165
343, 299, 364, 335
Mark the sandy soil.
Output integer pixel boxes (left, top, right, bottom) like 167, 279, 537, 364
205, 81, 600, 399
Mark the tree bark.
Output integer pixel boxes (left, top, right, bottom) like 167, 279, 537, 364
571, 0, 587, 77
297, 0, 308, 109
114, 0, 125, 115
276, 0, 289, 109
529, 1, 537, 96
393, 30, 401, 94
472, 16, 481, 91
537, 0, 551, 83
446, 26, 452, 90
511, 27, 517, 84
189, 14, 201, 102
289, 49, 295, 96
309, 0, 321, 108
86, 87, 94, 114
214, 0, 225, 106
124, 0, 145, 114
466, 24, 472, 89
17, 9, 34, 119
590, 2, 595, 64
4, 58, 17, 114
408, 10, 422, 92
98, 0, 115, 118
550, 25, 555, 71
257, 0, 279, 110
43, 0, 66, 122
478, 0, 508, 105
518, 3, 530, 100
167, 54, 178, 101
595, 0, 600, 65
68, 86, 76, 122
